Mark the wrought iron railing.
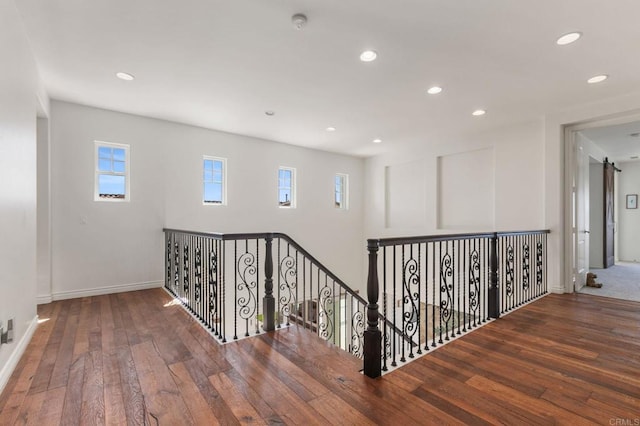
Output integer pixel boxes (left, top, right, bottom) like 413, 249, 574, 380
164, 228, 549, 379
363, 230, 549, 378
163, 229, 377, 358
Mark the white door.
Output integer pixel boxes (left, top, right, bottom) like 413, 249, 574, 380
574, 139, 590, 289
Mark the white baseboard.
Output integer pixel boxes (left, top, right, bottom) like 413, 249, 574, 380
37, 294, 53, 305
0, 315, 38, 395
52, 280, 163, 301
549, 285, 566, 294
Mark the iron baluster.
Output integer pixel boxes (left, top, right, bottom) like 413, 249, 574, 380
279, 243, 296, 326
440, 242, 453, 341
489, 233, 500, 319
417, 243, 422, 355
382, 247, 388, 371
236, 239, 257, 338
432, 243, 436, 348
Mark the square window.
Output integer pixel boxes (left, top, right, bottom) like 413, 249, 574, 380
203, 156, 226, 205
278, 167, 296, 208
335, 173, 349, 210
95, 141, 130, 201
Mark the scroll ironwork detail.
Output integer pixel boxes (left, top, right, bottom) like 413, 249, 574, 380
469, 249, 480, 320
505, 245, 515, 297
403, 257, 420, 340
522, 243, 530, 291
209, 247, 218, 319
183, 243, 189, 294
166, 237, 171, 287
237, 251, 257, 322
536, 241, 543, 287
440, 252, 454, 334
174, 242, 180, 290
350, 308, 365, 359
278, 254, 297, 318
318, 282, 334, 340
195, 247, 202, 302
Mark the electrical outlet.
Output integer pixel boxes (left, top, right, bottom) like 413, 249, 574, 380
7, 319, 13, 343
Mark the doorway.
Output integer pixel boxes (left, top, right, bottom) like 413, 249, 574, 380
567, 118, 640, 302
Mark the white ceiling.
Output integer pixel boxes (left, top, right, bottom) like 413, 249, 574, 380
16, 0, 640, 157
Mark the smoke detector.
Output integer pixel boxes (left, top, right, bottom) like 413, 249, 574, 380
292, 14, 307, 30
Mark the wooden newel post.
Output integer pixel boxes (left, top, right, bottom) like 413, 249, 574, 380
488, 233, 500, 319
364, 239, 382, 378
263, 235, 276, 331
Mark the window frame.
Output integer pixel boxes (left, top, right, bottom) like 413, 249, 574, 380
203, 155, 227, 206
278, 166, 296, 208
335, 173, 349, 210
94, 140, 130, 202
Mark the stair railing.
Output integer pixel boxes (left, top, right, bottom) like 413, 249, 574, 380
364, 230, 550, 378
164, 228, 549, 379
163, 229, 405, 359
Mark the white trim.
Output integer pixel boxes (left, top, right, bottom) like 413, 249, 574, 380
51, 280, 162, 301
563, 126, 577, 294
37, 294, 53, 305
0, 315, 38, 394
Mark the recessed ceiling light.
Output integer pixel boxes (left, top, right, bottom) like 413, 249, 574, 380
116, 72, 134, 81
360, 50, 377, 62
372, 138, 382, 144
265, 111, 275, 116
427, 86, 443, 95
556, 32, 582, 45
326, 126, 336, 132
587, 74, 608, 84
472, 109, 486, 116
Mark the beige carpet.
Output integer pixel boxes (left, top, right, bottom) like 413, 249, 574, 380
579, 262, 640, 302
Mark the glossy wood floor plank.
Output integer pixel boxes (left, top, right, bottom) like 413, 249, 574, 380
1, 289, 639, 425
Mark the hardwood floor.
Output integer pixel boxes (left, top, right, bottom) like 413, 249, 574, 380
1, 289, 639, 425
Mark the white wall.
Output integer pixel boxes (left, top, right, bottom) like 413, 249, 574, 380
51, 102, 167, 299
384, 160, 427, 229
618, 161, 640, 262
50, 101, 366, 298
437, 147, 494, 230
576, 132, 608, 164
364, 119, 545, 238
37, 117, 52, 302
0, 0, 46, 393
162, 113, 366, 290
